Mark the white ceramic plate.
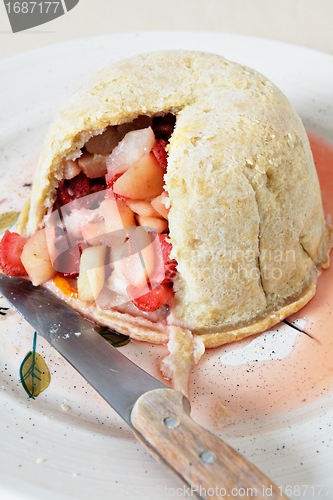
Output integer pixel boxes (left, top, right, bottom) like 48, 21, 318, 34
0, 32, 333, 500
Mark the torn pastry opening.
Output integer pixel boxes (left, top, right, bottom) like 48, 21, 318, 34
28, 113, 178, 322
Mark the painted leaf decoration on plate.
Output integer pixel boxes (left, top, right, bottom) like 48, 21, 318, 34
0, 211, 19, 233
95, 326, 130, 348
19, 332, 51, 399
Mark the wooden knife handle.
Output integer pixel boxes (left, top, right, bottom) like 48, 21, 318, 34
131, 388, 288, 500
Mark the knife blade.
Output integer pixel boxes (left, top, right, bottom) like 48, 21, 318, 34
0, 274, 165, 425
0, 274, 288, 500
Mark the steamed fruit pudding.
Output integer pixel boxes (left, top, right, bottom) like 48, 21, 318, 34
0, 116, 178, 318
1, 51, 332, 395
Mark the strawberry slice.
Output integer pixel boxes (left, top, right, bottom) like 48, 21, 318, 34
53, 237, 89, 278
78, 241, 90, 254
159, 234, 177, 283
63, 247, 81, 278
105, 173, 128, 201
0, 231, 28, 276
127, 282, 174, 312
56, 247, 81, 278
152, 139, 168, 171
57, 172, 91, 206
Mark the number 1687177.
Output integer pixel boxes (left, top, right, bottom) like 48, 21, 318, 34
5, 2, 60, 14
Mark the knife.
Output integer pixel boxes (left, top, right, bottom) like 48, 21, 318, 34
0, 274, 288, 500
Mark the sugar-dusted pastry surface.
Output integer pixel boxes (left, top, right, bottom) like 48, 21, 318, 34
165, 76, 329, 333
19, 51, 331, 343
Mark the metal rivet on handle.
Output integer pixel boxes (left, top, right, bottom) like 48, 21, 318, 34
200, 451, 215, 463
163, 416, 179, 428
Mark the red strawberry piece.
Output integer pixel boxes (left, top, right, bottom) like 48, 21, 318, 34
159, 234, 177, 283
152, 139, 168, 171
57, 246, 81, 278
57, 172, 91, 206
127, 282, 174, 312
105, 173, 127, 201
53, 236, 82, 278
0, 231, 28, 276
78, 241, 90, 255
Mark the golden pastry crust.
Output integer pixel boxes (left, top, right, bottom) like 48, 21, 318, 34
161, 326, 205, 396
18, 50, 331, 347
199, 278, 317, 348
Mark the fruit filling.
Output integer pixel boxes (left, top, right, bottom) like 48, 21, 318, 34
0, 115, 177, 318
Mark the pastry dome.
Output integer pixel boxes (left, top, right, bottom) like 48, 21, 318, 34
18, 50, 332, 348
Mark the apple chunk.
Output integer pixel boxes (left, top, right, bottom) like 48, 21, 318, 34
81, 221, 108, 246
119, 227, 155, 288
106, 127, 155, 177
113, 153, 165, 199
151, 192, 169, 220
136, 215, 168, 234
62, 159, 81, 180
99, 198, 136, 236
126, 199, 162, 218
78, 151, 108, 179
20, 229, 56, 286
77, 245, 107, 301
